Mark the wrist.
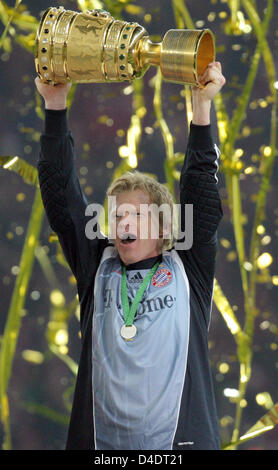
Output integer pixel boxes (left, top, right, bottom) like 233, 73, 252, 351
192, 96, 211, 126
45, 100, 67, 111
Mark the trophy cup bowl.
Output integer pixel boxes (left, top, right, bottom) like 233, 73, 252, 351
35, 6, 215, 87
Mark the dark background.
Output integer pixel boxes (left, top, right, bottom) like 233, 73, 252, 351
0, 0, 278, 450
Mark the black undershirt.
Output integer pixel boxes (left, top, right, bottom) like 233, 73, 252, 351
122, 254, 163, 271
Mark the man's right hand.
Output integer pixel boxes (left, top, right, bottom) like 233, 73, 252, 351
35, 77, 72, 110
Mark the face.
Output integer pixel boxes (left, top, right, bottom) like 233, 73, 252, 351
112, 190, 162, 265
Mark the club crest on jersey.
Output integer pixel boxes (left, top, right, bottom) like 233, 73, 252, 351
152, 268, 172, 287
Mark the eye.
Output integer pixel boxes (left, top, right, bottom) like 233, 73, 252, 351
131, 212, 141, 218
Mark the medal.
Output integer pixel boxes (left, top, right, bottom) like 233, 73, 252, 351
120, 324, 137, 341
120, 261, 160, 341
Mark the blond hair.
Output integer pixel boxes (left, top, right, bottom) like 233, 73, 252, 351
106, 171, 175, 250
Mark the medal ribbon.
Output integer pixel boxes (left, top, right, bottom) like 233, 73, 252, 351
121, 262, 160, 327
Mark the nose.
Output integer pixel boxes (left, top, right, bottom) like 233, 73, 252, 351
117, 217, 130, 235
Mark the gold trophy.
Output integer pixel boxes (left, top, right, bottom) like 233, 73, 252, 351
35, 6, 215, 87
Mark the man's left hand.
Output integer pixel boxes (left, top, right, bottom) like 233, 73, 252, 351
191, 61, 226, 125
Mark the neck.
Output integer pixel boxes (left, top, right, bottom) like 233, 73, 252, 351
122, 253, 162, 270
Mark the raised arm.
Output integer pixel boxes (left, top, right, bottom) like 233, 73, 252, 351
177, 62, 225, 325
35, 79, 108, 302
192, 61, 226, 126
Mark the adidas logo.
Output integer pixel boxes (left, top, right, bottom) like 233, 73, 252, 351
128, 272, 144, 283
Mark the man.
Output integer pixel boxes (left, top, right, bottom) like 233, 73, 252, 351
35, 61, 225, 450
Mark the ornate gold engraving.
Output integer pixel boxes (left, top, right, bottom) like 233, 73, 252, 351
35, 7, 215, 86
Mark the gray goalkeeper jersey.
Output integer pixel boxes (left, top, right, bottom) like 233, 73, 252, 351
92, 248, 190, 450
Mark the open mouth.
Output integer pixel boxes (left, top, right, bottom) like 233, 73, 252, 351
120, 234, 137, 245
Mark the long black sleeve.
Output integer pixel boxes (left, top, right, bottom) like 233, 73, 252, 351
180, 122, 222, 243
178, 122, 223, 327
38, 109, 108, 304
